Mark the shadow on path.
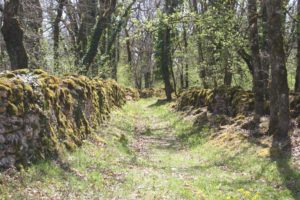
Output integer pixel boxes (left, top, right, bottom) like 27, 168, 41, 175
270, 135, 300, 199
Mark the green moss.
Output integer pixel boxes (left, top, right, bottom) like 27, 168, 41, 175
45, 88, 56, 100
3, 72, 15, 79
0, 84, 11, 93
33, 69, 47, 76
14, 69, 30, 75
7, 102, 19, 115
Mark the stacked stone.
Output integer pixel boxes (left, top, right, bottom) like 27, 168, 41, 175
0, 69, 126, 168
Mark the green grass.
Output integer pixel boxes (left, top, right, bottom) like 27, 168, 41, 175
0, 98, 299, 199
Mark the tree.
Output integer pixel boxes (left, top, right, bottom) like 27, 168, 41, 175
260, 0, 270, 99
191, 0, 207, 88
266, 0, 290, 138
1, 0, 28, 70
82, 0, 117, 73
21, 0, 43, 68
76, 0, 97, 63
156, 0, 181, 101
53, 0, 66, 70
295, 0, 300, 92
248, 0, 264, 120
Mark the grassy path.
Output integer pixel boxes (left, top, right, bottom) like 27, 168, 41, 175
1, 99, 299, 199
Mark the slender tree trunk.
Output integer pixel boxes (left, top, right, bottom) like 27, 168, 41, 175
183, 25, 189, 88
191, 0, 207, 88
248, 0, 264, 120
223, 48, 232, 87
53, 0, 65, 71
1, 0, 28, 70
180, 69, 184, 89
170, 53, 177, 96
125, 28, 140, 88
295, 0, 300, 92
157, 0, 180, 100
111, 35, 119, 80
224, 66, 232, 87
266, 0, 290, 138
237, 48, 254, 75
144, 72, 151, 88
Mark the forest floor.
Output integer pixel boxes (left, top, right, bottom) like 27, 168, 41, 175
1, 99, 300, 200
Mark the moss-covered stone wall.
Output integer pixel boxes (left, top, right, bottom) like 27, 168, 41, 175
176, 86, 300, 119
176, 86, 255, 117
0, 69, 126, 168
139, 88, 164, 98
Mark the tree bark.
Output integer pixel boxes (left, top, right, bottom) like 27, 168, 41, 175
237, 48, 254, 75
183, 25, 189, 88
191, 0, 207, 88
76, 0, 97, 64
53, 0, 66, 71
110, 35, 119, 80
159, 24, 173, 100
260, 0, 270, 99
266, 0, 290, 138
295, 0, 300, 92
1, 0, 28, 70
21, 0, 43, 68
248, 0, 265, 119
82, 0, 117, 73
157, 0, 180, 100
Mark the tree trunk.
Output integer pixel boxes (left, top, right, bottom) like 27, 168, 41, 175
183, 25, 189, 88
295, 0, 300, 92
237, 48, 254, 75
21, 0, 43, 68
248, 0, 265, 120
223, 48, 232, 87
261, 0, 270, 99
82, 0, 117, 73
160, 25, 173, 100
191, 0, 207, 88
53, 0, 66, 71
224, 65, 232, 87
144, 72, 151, 88
266, 0, 290, 138
76, 0, 97, 64
110, 35, 119, 80
157, 0, 180, 101
1, 0, 28, 70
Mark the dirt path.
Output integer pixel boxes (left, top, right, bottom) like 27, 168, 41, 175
99, 99, 203, 199
1, 99, 297, 200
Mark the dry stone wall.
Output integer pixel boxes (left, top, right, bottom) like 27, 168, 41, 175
0, 69, 126, 168
176, 86, 254, 117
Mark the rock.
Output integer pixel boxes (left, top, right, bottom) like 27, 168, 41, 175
0, 156, 15, 168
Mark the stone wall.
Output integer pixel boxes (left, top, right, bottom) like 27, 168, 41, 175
176, 86, 254, 117
0, 69, 126, 168
176, 86, 300, 124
